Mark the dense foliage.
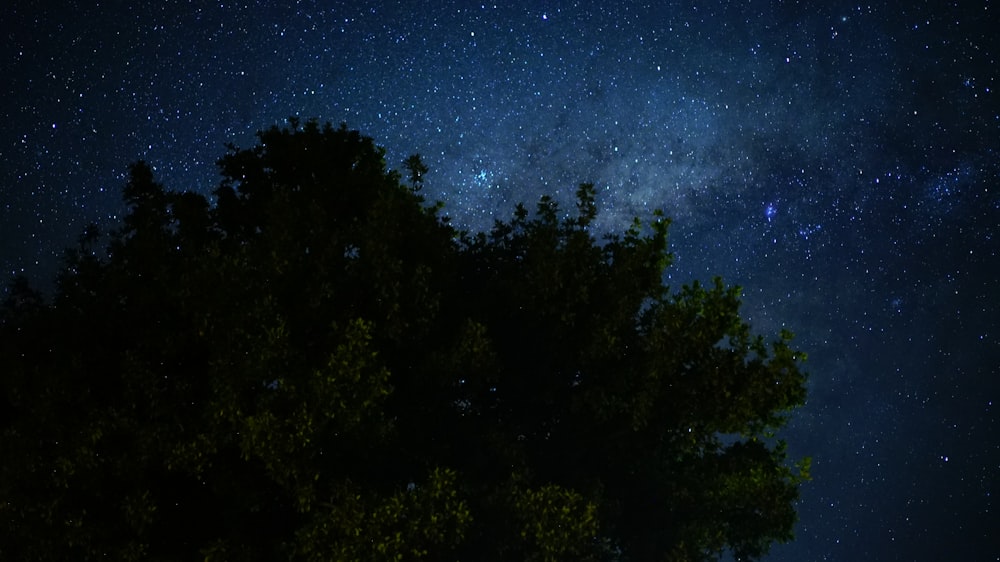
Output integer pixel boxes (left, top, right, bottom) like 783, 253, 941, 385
0, 119, 809, 561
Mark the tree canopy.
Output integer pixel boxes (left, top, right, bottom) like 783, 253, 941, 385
0, 119, 809, 561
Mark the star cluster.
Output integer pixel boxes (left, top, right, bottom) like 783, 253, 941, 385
3, 2, 999, 559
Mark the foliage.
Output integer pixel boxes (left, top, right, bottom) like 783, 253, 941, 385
0, 119, 809, 561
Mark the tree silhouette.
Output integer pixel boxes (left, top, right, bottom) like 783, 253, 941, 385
0, 119, 809, 561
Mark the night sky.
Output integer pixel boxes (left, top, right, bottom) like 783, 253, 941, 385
3, 2, 999, 560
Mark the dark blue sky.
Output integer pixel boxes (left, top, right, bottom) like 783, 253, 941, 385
3, 1, 998, 560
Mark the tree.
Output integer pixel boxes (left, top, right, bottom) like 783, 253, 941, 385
0, 119, 809, 561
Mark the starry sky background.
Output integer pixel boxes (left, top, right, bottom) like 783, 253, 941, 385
3, 1, 999, 560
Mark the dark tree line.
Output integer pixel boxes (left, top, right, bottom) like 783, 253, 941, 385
0, 119, 809, 561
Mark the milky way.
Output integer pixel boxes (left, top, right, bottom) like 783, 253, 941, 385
3, 2, 998, 560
